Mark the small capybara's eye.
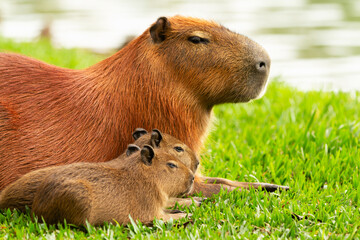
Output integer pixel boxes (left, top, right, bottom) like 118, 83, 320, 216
167, 162, 178, 168
174, 146, 184, 152
188, 36, 209, 44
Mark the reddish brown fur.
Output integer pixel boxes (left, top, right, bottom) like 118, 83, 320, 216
0, 16, 282, 194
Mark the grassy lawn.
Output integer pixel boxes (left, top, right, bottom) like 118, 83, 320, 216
1, 37, 359, 239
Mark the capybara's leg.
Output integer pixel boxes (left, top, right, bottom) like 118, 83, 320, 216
201, 176, 289, 192
0, 169, 52, 212
32, 179, 91, 226
161, 209, 191, 222
189, 175, 289, 197
166, 197, 205, 208
189, 176, 238, 197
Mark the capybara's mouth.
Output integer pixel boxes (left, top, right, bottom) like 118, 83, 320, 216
181, 185, 193, 196
254, 77, 269, 100
250, 75, 270, 100
181, 178, 194, 196
239, 71, 270, 102
232, 66, 270, 103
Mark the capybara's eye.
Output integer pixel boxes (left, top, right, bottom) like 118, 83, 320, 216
188, 36, 209, 44
174, 146, 184, 152
167, 162, 178, 168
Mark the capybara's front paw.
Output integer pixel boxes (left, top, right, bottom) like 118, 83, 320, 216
191, 196, 207, 207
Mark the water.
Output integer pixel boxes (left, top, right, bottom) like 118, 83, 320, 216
1, 0, 360, 91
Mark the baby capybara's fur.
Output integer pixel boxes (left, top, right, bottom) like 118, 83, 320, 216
0, 129, 200, 212
0, 16, 288, 195
0, 144, 194, 225
131, 128, 199, 173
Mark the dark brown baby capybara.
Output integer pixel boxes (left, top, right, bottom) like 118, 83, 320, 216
0, 16, 288, 195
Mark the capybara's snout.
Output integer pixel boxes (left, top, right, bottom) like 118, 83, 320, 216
186, 174, 195, 194
244, 40, 271, 100
190, 175, 195, 185
254, 50, 271, 76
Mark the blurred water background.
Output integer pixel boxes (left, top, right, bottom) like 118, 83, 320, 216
0, 0, 359, 92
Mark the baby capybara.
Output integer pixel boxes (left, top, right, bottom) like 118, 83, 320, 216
0, 129, 201, 213
0, 144, 194, 226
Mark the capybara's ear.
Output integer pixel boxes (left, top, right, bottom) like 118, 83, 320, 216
132, 128, 148, 140
126, 144, 141, 156
150, 129, 163, 147
150, 17, 170, 44
141, 145, 154, 166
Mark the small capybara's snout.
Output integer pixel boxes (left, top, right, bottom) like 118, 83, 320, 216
186, 174, 195, 193
190, 175, 195, 185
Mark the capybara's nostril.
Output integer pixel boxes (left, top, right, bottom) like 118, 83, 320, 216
256, 61, 268, 72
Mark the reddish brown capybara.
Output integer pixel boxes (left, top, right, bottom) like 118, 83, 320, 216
0, 16, 288, 195
0, 144, 194, 226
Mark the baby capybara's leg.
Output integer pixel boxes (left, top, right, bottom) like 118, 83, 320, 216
188, 176, 236, 197
32, 179, 91, 226
161, 209, 191, 222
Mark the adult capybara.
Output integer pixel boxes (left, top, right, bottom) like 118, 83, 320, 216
0, 144, 194, 226
0, 16, 288, 195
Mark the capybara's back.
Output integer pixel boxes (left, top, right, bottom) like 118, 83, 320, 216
0, 54, 126, 188
0, 16, 270, 190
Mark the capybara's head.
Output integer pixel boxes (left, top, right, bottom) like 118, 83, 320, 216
146, 16, 270, 105
136, 145, 194, 197
131, 128, 199, 173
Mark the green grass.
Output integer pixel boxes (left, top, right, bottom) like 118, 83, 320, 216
0, 37, 104, 69
1, 37, 360, 239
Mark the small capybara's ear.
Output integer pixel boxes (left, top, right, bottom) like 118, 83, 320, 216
141, 145, 154, 166
150, 129, 163, 147
150, 17, 170, 43
132, 128, 148, 140
126, 144, 141, 156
